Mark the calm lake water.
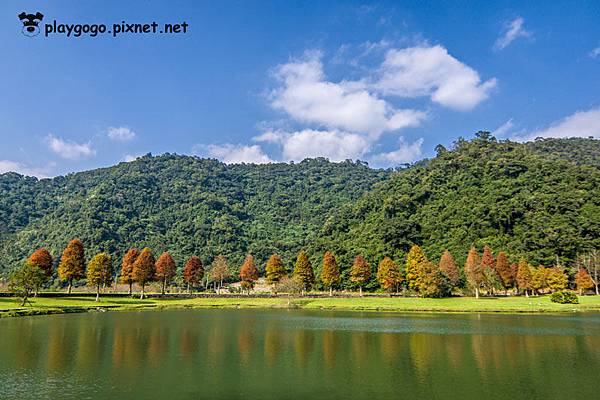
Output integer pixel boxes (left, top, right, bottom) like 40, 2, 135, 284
1, 309, 599, 399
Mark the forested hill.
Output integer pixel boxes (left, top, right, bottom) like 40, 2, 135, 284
312, 136, 600, 275
0, 157, 389, 273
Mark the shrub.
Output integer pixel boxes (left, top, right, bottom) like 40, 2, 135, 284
550, 291, 579, 304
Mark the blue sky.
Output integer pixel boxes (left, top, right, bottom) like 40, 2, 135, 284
1, 0, 599, 177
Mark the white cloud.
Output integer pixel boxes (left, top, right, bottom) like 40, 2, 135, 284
494, 17, 531, 50
256, 129, 370, 162
589, 47, 600, 58
271, 52, 425, 137
108, 126, 136, 141
0, 160, 51, 178
515, 108, 600, 141
45, 134, 95, 160
373, 137, 424, 165
198, 144, 273, 164
376, 45, 497, 111
492, 118, 514, 137
123, 154, 141, 162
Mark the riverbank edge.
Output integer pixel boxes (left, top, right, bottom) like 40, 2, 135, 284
2, 297, 600, 318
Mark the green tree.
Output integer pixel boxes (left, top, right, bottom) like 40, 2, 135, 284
349, 255, 371, 296
120, 248, 139, 295
265, 253, 286, 286
155, 252, 176, 295
377, 257, 401, 294
438, 250, 459, 288
183, 256, 204, 294
87, 253, 113, 301
58, 239, 85, 294
9, 261, 46, 306
516, 258, 532, 297
133, 248, 155, 299
405, 245, 428, 293
239, 254, 259, 294
293, 250, 315, 295
320, 251, 341, 296
464, 247, 484, 299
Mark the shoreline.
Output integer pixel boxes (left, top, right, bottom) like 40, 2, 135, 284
2, 295, 600, 318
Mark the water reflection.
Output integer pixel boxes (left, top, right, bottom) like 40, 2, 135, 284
1, 310, 599, 400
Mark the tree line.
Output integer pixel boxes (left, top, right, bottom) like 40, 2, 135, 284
9, 238, 600, 304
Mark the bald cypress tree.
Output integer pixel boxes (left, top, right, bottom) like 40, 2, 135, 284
464, 247, 484, 299
120, 248, 139, 294
28, 248, 53, 278
320, 251, 340, 296
495, 251, 513, 294
481, 246, 500, 295
293, 250, 314, 295
265, 253, 286, 289
516, 258, 532, 297
87, 253, 112, 301
183, 256, 204, 294
438, 250, 459, 288
133, 247, 155, 299
240, 254, 259, 294
405, 245, 428, 293
155, 252, 176, 294
377, 257, 401, 294
350, 255, 371, 296
58, 239, 85, 294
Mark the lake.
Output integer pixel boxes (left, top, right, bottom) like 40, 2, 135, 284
1, 309, 599, 399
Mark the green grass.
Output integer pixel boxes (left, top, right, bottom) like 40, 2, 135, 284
2, 294, 600, 317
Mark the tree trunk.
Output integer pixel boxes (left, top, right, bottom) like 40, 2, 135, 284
596, 283, 599, 296
525, 290, 529, 298
329, 287, 333, 297
187, 283, 191, 295
67, 279, 73, 294
96, 285, 100, 302
359, 286, 363, 297
140, 283, 145, 300
128, 282, 132, 295
475, 287, 479, 299
161, 279, 166, 295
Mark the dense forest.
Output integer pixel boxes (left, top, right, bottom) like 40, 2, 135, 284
1, 135, 600, 288
0, 157, 388, 275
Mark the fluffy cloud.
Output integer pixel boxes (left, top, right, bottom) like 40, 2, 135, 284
376, 45, 496, 111
45, 134, 95, 160
590, 47, 600, 58
492, 119, 515, 137
373, 137, 424, 164
108, 126, 136, 141
515, 108, 600, 141
256, 129, 370, 162
271, 53, 425, 137
494, 17, 531, 50
0, 160, 51, 178
198, 143, 273, 164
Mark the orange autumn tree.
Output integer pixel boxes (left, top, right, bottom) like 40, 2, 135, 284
239, 254, 259, 294
120, 248, 139, 294
58, 239, 85, 294
265, 254, 286, 286
495, 251, 513, 293
575, 268, 594, 295
481, 246, 501, 295
320, 251, 341, 296
183, 256, 204, 293
438, 250, 459, 288
377, 257, 401, 294
133, 247, 155, 299
464, 247, 484, 298
516, 258, 532, 297
293, 250, 314, 295
350, 255, 371, 296
28, 248, 54, 278
155, 252, 176, 294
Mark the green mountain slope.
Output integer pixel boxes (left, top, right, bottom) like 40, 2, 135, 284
312, 136, 600, 276
0, 156, 389, 273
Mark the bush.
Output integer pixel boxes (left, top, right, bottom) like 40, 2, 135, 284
550, 291, 579, 304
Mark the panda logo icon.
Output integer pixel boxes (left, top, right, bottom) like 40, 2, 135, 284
18, 12, 44, 37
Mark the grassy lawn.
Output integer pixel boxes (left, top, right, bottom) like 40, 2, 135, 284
2, 294, 600, 317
